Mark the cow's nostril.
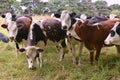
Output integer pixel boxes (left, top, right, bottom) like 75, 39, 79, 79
63, 26, 67, 30
9, 37, 14, 42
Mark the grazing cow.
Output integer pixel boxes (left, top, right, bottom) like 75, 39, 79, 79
0, 32, 9, 43
1, 12, 32, 56
19, 18, 67, 69
74, 18, 120, 64
105, 22, 120, 45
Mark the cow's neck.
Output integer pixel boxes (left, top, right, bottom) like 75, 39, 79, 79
15, 27, 29, 43
68, 18, 76, 30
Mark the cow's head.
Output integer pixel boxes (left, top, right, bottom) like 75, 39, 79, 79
60, 10, 73, 30
105, 22, 120, 45
1, 12, 24, 42
19, 46, 43, 70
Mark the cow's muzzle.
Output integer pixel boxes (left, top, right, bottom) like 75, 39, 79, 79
62, 26, 67, 30
29, 66, 36, 70
9, 37, 14, 42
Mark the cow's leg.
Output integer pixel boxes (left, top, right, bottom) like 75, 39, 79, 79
85, 43, 95, 64
59, 39, 67, 61
78, 42, 84, 65
90, 50, 95, 64
67, 37, 76, 64
38, 52, 43, 68
115, 45, 120, 55
15, 42, 19, 57
95, 44, 102, 61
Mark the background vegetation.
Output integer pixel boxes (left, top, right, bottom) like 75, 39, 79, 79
0, 0, 120, 16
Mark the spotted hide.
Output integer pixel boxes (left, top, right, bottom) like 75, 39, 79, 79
19, 18, 67, 69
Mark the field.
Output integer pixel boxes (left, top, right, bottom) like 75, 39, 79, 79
0, 15, 120, 80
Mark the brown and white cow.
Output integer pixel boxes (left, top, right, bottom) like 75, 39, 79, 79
60, 10, 108, 65
1, 12, 32, 56
60, 10, 84, 65
60, 10, 120, 64
51, 12, 84, 64
19, 18, 67, 69
74, 18, 120, 64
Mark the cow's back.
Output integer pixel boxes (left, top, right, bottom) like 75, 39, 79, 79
42, 19, 66, 42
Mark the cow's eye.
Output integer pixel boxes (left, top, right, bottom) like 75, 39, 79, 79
110, 30, 115, 37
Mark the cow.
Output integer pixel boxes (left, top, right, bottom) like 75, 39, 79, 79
0, 32, 9, 43
50, 12, 84, 65
105, 22, 120, 45
1, 12, 32, 57
60, 10, 85, 65
60, 10, 109, 65
19, 18, 67, 69
74, 18, 120, 64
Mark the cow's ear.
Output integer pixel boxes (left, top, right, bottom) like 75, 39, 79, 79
1, 24, 8, 28
17, 23, 24, 28
1, 15, 5, 18
70, 12, 76, 18
19, 48, 26, 52
77, 20, 82, 26
12, 15, 16, 18
83, 20, 89, 25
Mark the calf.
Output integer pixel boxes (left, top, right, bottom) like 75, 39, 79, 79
19, 18, 67, 69
74, 19, 120, 64
1, 12, 32, 56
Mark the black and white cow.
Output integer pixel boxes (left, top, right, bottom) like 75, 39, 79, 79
105, 22, 120, 45
19, 18, 67, 69
1, 12, 32, 56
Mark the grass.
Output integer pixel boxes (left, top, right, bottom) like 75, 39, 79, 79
0, 15, 120, 80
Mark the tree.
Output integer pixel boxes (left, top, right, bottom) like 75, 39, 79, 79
94, 1, 111, 15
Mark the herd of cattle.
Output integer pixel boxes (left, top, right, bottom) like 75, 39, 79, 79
0, 10, 120, 70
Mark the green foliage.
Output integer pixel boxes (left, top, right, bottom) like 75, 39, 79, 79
111, 10, 120, 15
109, 4, 120, 10
0, 0, 120, 16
